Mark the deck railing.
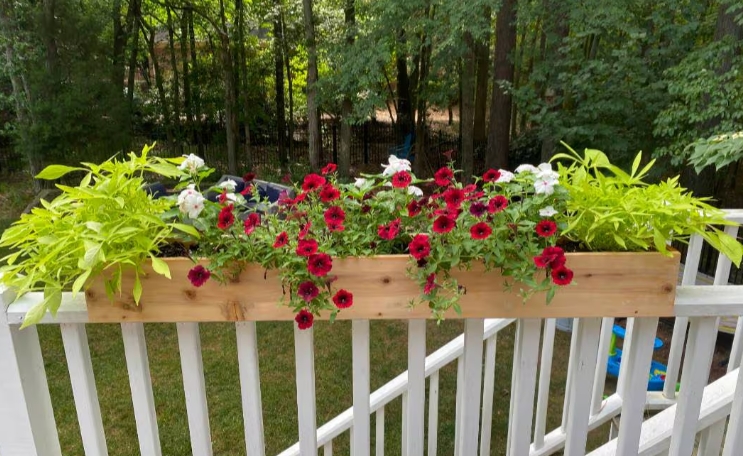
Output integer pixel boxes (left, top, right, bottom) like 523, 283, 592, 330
1, 210, 742, 456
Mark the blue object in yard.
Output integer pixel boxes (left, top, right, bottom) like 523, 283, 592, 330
606, 324, 671, 392
389, 133, 415, 161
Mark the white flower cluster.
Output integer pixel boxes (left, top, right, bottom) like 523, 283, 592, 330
382, 155, 411, 176
177, 184, 205, 219
178, 154, 205, 174
516, 163, 560, 195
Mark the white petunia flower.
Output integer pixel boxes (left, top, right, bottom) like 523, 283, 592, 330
177, 184, 205, 219
534, 178, 557, 195
536, 163, 560, 181
382, 155, 412, 176
218, 179, 238, 192
178, 154, 205, 174
539, 206, 558, 217
354, 178, 368, 188
515, 164, 539, 174
496, 170, 515, 183
408, 185, 423, 197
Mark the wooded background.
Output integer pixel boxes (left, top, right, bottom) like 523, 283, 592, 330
1, 0, 743, 205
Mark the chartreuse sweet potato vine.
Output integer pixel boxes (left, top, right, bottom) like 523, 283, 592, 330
552, 143, 742, 267
0, 145, 199, 327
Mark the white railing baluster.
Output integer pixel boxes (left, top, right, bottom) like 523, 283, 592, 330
668, 316, 718, 456
591, 317, 615, 415
0, 298, 62, 456
615, 317, 659, 456
458, 319, 485, 455
375, 406, 385, 456
479, 334, 497, 456
564, 317, 602, 456
406, 319, 426, 456
176, 323, 212, 456
616, 318, 635, 395
427, 370, 439, 456
236, 321, 266, 455
729, 318, 743, 369
534, 318, 556, 449
401, 391, 408, 455
508, 318, 541, 456
121, 322, 162, 456
665, 234, 705, 399
562, 318, 580, 429
323, 440, 332, 456
455, 355, 464, 454
61, 323, 108, 456
722, 366, 743, 456
294, 325, 317, 456
352, 320, 370, 456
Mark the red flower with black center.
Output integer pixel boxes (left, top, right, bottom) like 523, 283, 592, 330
293, 192, 308, 205
243, 213, 261, 235
433, 215, 456, 234
299, 221, 312, 240
307, 253, 333, 276
434, 167, 454, 186
302, 173, 327, 192
424, 273, 437, 294
295, 309, 314, 330
469, 202, 487, 217
320, 184, 340, 202
187, 265, 211, 287
324, 206, 346, 224
273, 232, 288, 248
242, 172, 256, 182
217, 205, 235, 230
378, 219, 401, 240
534, 246, 566, 268
443, 187, 465, 209
321, 163, 337, 175
409, 234, 431, 260
332, 289, 353, 309
551, 266, 574, 286
470, 222, 492, 240
434, 206, 463, 219
536, 220, 558, 237
488, 195, 508, 213
298, 281, 320, 302
483, 169, 501, 182
392, 171, 412, 188
327, 221, 345, 232
407, 200, 422, 217
240, 184, 253, 196
297, 239, 318, 257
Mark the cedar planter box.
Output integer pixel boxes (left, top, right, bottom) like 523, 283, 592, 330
85, 251, 681, 322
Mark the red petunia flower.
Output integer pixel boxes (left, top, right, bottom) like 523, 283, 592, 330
443, 188, 465, 209
378, 219, 401, 240
320, 184, 340, 202
298, 281, 320, 302
536, 220, 558, 237
392, 171, 412, 188
281, 173, 293, 184
296, 239, 318, 257
424, 273, 437, 294
307, 253, 333, 276
409, 234, 431, 260
273, 232, 289, 248
470, 222, 493, 240
217, 205, 235, 230
361, 204, 371, 214
299, 220, 312, 240
551, 266, 574, 286
240, 184, 253, 196
295, 309, 314, 330
406, 200, 421, 217
534, 246, 566, 269
243, 172, 256, 182
432, 216, 456, 234
434, 167, 454, 186
243, 213, 260, 235
434, 206, 463, 220
293, 192, 308, 205
324, 206, 346, 224
302, 174, 327, 192
483, 169, 501, 182
218, 190, 228, 204
332, 289, 353, 309
187, 265, 211, 287
488, 195, 508, 213
321, 163, 337, 175
469, 202, 487, 217
327, 221, 345, 232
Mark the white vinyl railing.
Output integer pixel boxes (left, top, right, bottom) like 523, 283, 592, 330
1, 210, 742, 456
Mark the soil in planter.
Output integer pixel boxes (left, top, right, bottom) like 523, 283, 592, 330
156, 242, 197, 258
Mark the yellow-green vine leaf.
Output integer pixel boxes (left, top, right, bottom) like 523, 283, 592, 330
150, 256, 171, 279
36, 165, 83, 180
133, 273, 142, 304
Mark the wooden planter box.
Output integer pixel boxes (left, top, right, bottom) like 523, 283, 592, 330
85, 251, 681, 323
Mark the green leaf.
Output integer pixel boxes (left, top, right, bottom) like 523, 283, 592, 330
21, 302, 48, 328
36, 165, 82, 180
714, 231, 743, 268
80, 243, 102, 269
72, 269, 92, 295
133, 273, 142, 304
171, 223, 200, 238
150, 256, 171, 279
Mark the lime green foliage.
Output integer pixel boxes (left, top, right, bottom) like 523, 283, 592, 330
553, 144, 742, 266
686, 131, 743, 173
0, 145, 199, 327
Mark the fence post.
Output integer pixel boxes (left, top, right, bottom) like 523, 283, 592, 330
332, 124, 338, 164
363, 123, 369, 164
0, 287, 62, 456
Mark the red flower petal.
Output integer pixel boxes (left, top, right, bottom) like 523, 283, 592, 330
295, 309, 314, 330
536, 220, 557, 237
551, 266, 574, 286
332, 289, 353, 309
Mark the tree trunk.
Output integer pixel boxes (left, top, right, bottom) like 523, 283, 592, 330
302, 0, 321, 170
219, 0, 238, 174
43, 0, 59, 88
188, 9, 203, 154
280, 10, 294, 160
236, 0, 252, 171
339, 0, 355, 178
486, 0, 516, 170
473, 6, 491, 146
539, 0, 569, 162
126, 0, 140, 137
142, 18, 174, 149
180, 7, 194, 144
274, 2, 288, 166
166, 7, 182, 153
412, 6, 433, 177
461, 33, 476, 181
395, 30, 414, 142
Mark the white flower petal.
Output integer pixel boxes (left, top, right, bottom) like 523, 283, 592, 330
354, 178, 368, 188
218, 179, 237, 192
178, 154, 205, 174
408, 185, 423, 197
496, 170, 515, 183
515, 164, 539, 174
539, 206, 558, 217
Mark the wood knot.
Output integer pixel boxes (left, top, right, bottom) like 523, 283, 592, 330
85, 290, 95, 299
382, 276, 391, 284
661, 283, 673, 293
184, 289, 197, 300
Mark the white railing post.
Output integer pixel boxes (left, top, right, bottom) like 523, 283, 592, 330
534, 318, 556, 450
507, 318, 541, 456
0, 289, 62, 456
294, 325, 318, 456
479, 334, 497, 456
406, 319, 426, 456
176, 322, 212, 456
591, 317, 614, 415
458, 319, 484, 455
236, 321, 266, 456
428, 371, 439, 456
352, 320, 371, 456
722, 366, 743, 456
